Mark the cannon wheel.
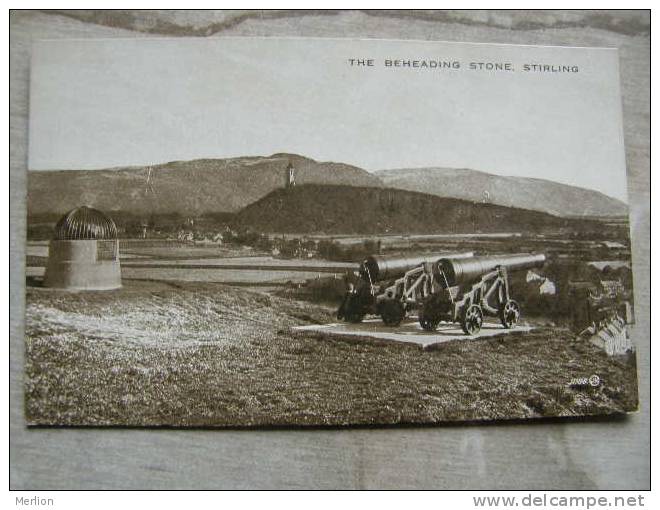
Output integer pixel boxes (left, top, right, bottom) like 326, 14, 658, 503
418, 309, 440, 331
345, 311, 365, 323
380, 299, 406, 327
461, 304, 483, 335
337, 294, 365, 323
499, 299, 520, 329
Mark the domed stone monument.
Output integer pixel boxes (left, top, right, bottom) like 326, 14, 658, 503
43, 206, 122, 290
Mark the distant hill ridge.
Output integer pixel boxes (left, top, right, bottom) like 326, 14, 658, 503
28, 153, 384, 217
28, 154, 627, 220
376, 167, 627, 218
235, 184, 602, 235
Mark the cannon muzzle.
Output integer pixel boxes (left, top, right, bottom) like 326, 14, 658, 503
359, 251, 474, 282
437, 253, 546, 287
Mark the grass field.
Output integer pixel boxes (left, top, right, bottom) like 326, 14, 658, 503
24, 280, 638, 427
26, 241, 354, 286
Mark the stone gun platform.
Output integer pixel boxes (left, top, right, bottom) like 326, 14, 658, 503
293, 317, 534, 349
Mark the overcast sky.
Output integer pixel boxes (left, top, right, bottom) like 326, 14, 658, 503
29, 37, 628, 202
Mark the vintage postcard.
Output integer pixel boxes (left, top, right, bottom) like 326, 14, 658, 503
25, 37, 637, 426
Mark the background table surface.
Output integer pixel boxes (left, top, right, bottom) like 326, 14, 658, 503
9, 10, 650, 490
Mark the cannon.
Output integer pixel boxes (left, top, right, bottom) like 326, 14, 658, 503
360, 253, 449, 283
337, 251, 474, 325
419, 253, 546, 335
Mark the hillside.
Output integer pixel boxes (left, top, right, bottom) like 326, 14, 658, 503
235, 184, 602, 235
376, 167, 628, 218
27, 153, 384, 218
26, 281, 638, 426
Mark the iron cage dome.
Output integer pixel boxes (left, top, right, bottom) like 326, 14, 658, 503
44, 206, 122, 290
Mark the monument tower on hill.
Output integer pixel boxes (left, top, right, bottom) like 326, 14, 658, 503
285, 161, 296, 188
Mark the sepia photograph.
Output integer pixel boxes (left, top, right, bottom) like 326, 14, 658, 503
24, 36, 638, 428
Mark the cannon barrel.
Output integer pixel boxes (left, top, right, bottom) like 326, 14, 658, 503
359, 251, 474, 282
437, 253, 546, 287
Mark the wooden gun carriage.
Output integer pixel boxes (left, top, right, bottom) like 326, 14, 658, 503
337, 251, 473, 325
419, 254, 546, 335
338, 252, 546, 335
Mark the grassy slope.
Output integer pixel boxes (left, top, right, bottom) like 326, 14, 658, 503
25, 281, 637, 426
236, 184, 603, 235
377, 167, 628, 218
28, 153, 384, 218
